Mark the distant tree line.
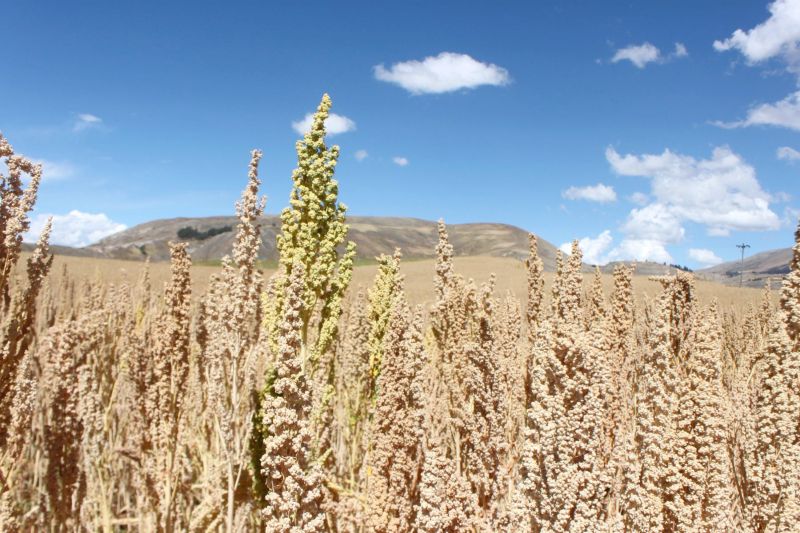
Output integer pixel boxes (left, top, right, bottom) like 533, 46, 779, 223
668, 263, 693, 272
177, 225, 233, 241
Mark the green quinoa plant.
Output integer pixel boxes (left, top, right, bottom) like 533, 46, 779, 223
264, 94, 356, 369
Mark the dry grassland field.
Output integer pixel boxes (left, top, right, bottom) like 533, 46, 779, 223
2, 96, 799, 532
31, 253, 768, 311
3, 3, 800, 529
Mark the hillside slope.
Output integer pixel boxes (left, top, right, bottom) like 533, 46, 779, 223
84, 215, 570, 270
599, 260, 687, 277
698, 247, 791, 287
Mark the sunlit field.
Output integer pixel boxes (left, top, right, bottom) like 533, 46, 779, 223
31, 252, 768, 311
6, 0, 800, 529
2, 94, 798, 532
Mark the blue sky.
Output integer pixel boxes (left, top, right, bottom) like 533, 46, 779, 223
3, 0, 800, 267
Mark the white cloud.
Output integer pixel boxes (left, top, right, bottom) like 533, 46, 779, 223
629, 191, 649, 205
778, 146, 800, 160
714, 90, 800, 131
562, 183, 617, 203
621, 203, 686, 242
689, 248, 724, 267
26, 210, 126, 247
606, 145, 779, 235
601, 145, 779, 264
374, 52, 510, 94
608, 239, 673, 264
355, 149, 368, 161
559, 230, 614, 265
559, 230, 674, 265
392, 156, 409, 167
612, 43, 661, 68
30, 159, 75, 181
714, 0, 800, 66
714, 2, 800, 129
611, 42, 688, 68
78, 113, 101, 123
291, 112, 356, 136
73, 113, 102, 132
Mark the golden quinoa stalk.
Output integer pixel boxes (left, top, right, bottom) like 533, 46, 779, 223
519, 241, 611, 531
257, 96, 357, 515
526, 234, 545, 341
0, 136, 51, 449
673, 303, 739, 532
366, 249, 402, 395
329, 289, 370, 497
364, 290, 424, 532
327, 249, 403, 519
742, 225, 800, 532
131, 242, 192, 531
620, 277, 685, 531
0, 133, 42, 300
37, 319, 87, 530
781, 220, 800, 345
192, 149, 265, 533
427, 222, 518, 527
259, 261, 326, 532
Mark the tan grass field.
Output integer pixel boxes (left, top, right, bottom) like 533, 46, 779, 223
33, 252, 768, 310
4, 103, 796, 532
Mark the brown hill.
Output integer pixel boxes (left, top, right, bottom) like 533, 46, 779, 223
698, 248, 791, 288
83, 215, 569, 270
21, 242, 104, 258
47, 215, 778, 284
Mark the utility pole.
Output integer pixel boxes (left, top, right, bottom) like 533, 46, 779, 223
736, 243, 750, 288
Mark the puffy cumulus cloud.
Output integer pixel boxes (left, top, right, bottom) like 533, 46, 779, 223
25, 210, 126, 247
689, 248, 724, 267
714, 90, 800, 131
562, 183, 617, 203
778, 146, 800, 160
73, 113, 102, 132
392, 156, 409, 167
606, 145, 780, 235
374, 52, 510, 94
611, 42, 688, 68
714, 0, 800, 65
612, 43, 660, 68
714, 2, 800, 129
354, 149, 368, 161
602, 145, 779, 263
559, 229, 677, 265
559, 230, 614, 265
621, 203, 686, 242
607, 239, 673, 264
291, 112, 356, 136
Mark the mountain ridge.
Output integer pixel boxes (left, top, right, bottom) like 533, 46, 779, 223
85, 215, 570, 268
30, 215, 792, 284
697, 247, 792, 288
